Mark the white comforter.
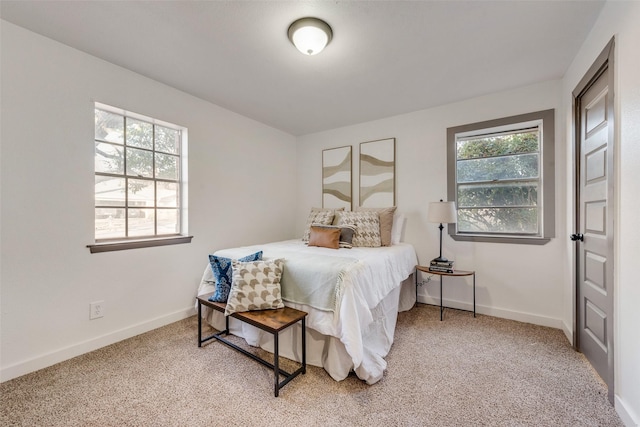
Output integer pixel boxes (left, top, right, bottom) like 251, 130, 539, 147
197, 239, 417, 384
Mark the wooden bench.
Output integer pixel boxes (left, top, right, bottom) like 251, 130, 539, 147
196, 292, 307, 397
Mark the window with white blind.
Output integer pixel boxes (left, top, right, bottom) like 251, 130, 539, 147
447, 109, 555, 244
90, 103, 191, 253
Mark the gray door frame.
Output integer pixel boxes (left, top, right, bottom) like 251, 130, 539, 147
572, 37, 615, 404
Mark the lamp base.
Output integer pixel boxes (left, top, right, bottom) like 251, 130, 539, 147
431, 256, 450, 263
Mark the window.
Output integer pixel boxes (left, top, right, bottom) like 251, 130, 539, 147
447, 109, 555, 244
90, 103, 191, 253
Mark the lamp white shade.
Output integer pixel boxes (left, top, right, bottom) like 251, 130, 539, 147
427, 201, 457, 224
288, 17, 332, 56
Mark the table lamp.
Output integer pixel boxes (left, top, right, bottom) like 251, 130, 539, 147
427, 200, 457, 263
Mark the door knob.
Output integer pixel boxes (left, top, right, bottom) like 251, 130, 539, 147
570, 233, 584, 242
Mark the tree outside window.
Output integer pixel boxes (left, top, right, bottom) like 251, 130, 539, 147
94, 105, 183, 241
447, 110, 555, 244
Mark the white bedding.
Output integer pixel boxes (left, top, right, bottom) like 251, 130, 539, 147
196, 239, 417, 384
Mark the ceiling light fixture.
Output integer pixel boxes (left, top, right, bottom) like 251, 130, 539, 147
287, 17, 333, 56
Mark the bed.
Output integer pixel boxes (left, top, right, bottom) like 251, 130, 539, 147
196, 238, 417, 384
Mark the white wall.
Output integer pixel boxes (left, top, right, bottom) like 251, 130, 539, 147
296, 80, 566, 328
562, 2, 640, 425
3, 5, 638, 422
0, 21, 298, 381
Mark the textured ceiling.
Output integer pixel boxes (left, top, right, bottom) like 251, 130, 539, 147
0, 1, 604, 135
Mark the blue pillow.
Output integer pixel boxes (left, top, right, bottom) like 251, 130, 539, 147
208, 251, 263, 302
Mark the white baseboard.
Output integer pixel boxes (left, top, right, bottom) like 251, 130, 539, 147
1, 307, 196, 383
561, 320, 574, 345
417, 294, 563, 329
616, 395, 640, 427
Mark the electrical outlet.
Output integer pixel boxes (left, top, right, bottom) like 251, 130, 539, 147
90, 301, 105, 320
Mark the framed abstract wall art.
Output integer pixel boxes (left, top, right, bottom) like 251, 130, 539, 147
359, 138, 396, 207
322, 146, 352, 209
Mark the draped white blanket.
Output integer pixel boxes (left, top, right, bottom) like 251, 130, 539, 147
197, 239, 418, 384
278, 250, 358, 312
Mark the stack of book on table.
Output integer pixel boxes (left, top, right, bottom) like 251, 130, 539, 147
429, 259, 454, 273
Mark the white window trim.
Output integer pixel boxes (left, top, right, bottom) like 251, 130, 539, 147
88, 102, 191, 253
446, 109, 555, 245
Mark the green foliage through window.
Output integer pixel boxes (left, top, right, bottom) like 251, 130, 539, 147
457, 130, 539, 159
456, 129, 541, 235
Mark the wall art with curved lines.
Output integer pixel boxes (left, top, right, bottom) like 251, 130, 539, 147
322, 146, 352, 210
359, 138, 396, 207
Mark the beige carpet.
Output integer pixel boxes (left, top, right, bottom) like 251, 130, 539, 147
1, 304, 623, 426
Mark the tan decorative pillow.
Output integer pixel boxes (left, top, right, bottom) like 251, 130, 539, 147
302, 209, 335, 241
308, 226, 340, 249
355, 206, 397, 246
225, 259, 285, 316
309, 224, 356, 248
337, 211, 382, 247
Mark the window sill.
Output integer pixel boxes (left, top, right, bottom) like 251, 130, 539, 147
87, 235, 193, 253
450, 234, 551, 245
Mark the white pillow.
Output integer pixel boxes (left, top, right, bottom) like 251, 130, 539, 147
391, 213, 406, 245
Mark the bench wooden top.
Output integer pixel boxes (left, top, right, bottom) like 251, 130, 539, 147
197, 293, 307, 334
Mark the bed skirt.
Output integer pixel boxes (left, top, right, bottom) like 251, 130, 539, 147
200, 273, 415, 384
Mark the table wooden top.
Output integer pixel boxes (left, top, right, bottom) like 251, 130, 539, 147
415, 265, 475, 276
197, 293, 307, 333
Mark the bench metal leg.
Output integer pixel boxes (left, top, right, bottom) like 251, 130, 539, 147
198, 300, 229, 347
274, 332, 279, 397
198, 300, 202, 347
197, 302, 306, 397
302, 317, 306, 374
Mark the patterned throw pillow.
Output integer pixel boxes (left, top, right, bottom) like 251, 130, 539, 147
311, 207, 345, 225
337, 211, 382, 247
302, 209, 335, 241
225, 259, 285, 316
355, 206, 397, 246
208, 251, 263, 303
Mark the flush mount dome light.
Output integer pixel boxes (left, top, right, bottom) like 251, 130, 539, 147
288, 17, 333, 56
